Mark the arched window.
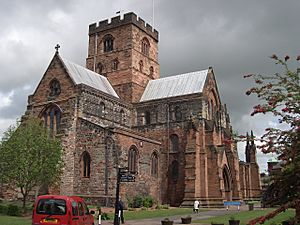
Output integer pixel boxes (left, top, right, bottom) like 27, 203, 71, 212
141, 37, 150, 56
42, 105, 61, 135
112, 58, 119, 70
170, 134, 179, 152
128, 147, 138, 172
99, 102, 105, 117
149, 66, 154, 77
81, 151, 91, 178
211, 100, 214, 119
145, 111, 151, 125
139, 60, 143, 72
151, 152, 158, 177
171, 160, 179, 182
96, 63, 103, 74
120, 109, 125, 124
103, 34, 114, 52
49, 79, 61, 97
174, 106, 182, 121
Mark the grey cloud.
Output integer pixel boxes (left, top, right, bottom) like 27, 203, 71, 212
0, 0, 298, 171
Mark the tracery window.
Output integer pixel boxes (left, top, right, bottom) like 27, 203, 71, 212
42, 105, 61, 135
151, 152, 158, 177
120, 109, 125, 124
128, 147, 138, 173
49, 79, 61, 97
103, 34, 114, 52
81, 151, 91, 178
141, 37, 150, 56
170, 134, 179, 152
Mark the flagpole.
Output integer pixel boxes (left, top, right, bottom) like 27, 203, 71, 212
152, 0, 155, 27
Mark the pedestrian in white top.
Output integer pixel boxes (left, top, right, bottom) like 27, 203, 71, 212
193, 199, 200, 213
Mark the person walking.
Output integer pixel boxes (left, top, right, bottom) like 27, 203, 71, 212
118, 198, 125, 224
193, 199, 200, 213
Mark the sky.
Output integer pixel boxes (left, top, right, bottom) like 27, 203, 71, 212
0, 0, 299, 172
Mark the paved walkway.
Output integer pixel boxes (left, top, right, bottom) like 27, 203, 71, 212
97, 204, 253, 225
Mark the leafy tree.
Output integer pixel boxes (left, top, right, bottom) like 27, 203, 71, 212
244, 55, 300, 222
0, 117, 63, 212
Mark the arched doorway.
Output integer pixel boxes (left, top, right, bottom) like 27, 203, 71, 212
222, 165, 232, 201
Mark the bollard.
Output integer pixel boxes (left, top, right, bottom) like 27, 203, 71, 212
98, 208, 102, 225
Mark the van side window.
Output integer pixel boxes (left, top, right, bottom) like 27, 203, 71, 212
83, 202, 90, 215
72, 201, 78, 216
78, 202, 84, 216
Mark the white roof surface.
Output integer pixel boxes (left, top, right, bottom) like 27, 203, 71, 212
140, 70, 208, 102
62, 57, 119, 98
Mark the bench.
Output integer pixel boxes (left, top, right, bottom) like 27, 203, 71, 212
224, 201, 241, 210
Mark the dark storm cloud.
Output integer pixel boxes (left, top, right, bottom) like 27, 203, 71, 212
0, 0, 299, 171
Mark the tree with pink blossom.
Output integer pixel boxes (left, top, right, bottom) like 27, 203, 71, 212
244, 55, 300, 223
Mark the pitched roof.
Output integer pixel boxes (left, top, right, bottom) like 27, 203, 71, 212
140, 70, 208, 102
61, 57, 119, 98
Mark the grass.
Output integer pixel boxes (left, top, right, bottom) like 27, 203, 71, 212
108, 207, 199, 220
0, 215, 31, 225
195, 208, 295, 225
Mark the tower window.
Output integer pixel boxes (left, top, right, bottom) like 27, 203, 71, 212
97, 63, 103, 74
139, 60, 143, 72
149, 66, 154, 77
112, 59, 119, 70
103, 34, 114, 52
49, 79, 61, 97
141, 37, 150, 56
128, 147, 138, 173
81, 151, 91, 178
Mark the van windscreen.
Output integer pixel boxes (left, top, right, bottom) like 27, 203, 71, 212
36, 198, 66, 215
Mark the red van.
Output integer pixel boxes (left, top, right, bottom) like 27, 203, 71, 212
32, 195, 95, 225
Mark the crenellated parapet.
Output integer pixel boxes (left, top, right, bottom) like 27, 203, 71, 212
89, 12, 159, 41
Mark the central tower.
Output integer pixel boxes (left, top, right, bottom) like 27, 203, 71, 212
86, 12, 159, 103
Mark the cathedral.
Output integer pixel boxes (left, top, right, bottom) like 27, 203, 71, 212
22, 12, 260, 207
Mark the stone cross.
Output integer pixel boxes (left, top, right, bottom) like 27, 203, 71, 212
55, 44, 60, 53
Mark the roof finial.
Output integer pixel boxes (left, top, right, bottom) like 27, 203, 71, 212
55, 44, 61, 53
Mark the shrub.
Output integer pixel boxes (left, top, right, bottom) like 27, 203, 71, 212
0, 204, 8, 214
101, 212, 110, 220
7, 204, 21, 216
142, 196, 154, 208
132, 195, 143, 208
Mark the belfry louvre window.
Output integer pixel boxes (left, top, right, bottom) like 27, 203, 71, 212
81, 151, 91, 178
141, 37, 150, 56
128, 147, 138, 172
103, 35, 114, 52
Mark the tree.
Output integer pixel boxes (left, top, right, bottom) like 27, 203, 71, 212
0, 117, 63, 212
244, 55, 300, 222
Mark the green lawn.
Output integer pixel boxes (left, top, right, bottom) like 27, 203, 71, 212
0, 215, 31, 225
120, 207, 198, 220
194, 208, 295, 225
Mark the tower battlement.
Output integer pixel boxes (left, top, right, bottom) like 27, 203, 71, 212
89, 12, 159, 41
